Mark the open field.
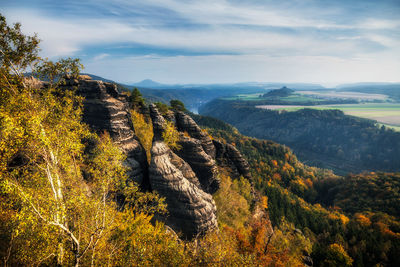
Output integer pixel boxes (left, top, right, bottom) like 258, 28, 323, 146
298, 90, 389, 101
256, 103, 400, 129
223, 93, 324, 102
222, 89, 388, 102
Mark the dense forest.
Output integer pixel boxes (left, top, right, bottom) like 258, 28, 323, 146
200, 99, 400, 174
192, 114, 400, 266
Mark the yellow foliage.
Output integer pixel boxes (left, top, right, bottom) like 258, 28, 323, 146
131, 109, 153, 163
213, 174, 251, 229
162, 120, 182, 151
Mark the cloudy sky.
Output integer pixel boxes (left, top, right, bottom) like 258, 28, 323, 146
1, 0, 399, 86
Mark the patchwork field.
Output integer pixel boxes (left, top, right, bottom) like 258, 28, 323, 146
298, 90, 389, 101
256, 103, 400, 129
223, 93, 324, 102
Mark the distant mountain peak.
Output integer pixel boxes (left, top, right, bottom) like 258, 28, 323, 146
132, 79, 164, 88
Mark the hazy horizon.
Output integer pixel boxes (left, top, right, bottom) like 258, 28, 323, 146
2, 0, 400, 86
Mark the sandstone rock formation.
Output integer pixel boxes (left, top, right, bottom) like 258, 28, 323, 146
149, 104, 201, 188
175, 134, 220, 194
149, 141, 218, 238
150, 104, 220, 194
64, 77, 149, 188
149, 104, 218, 238
175, 111, 216, 158
213, 140, 252, 180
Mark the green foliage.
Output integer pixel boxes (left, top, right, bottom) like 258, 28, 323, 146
129, 88, 145, 109
170, 99, 186, 111
324, 172, 400, 217
34, 57, 84, 86
0, 14, 40, 72
154, 101, 169, 115
313, 243, 353, 267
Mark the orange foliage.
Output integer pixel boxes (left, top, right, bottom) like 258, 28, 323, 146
304, 178, 313, 188
273, 173, 282, 181
262, 196, 269, 210
355, 213, 371, 227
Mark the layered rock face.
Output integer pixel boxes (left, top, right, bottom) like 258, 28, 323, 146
175, 134, 220, 194
175, 111, 216, 158
149, 141, 218, 238
64, 76, 149, 188
149, 104, 218, 238
213, 140, 252, 180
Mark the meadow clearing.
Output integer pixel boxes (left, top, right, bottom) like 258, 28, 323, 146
256, 103, 400, 129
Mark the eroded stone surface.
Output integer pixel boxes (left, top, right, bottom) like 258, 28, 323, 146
176, 134, 220, 194
213, 140, 251, 180
64, 77, 149, 188
149, 141, 218, 238
175, 111, 216, 158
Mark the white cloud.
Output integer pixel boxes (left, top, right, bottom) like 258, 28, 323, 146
3, 1, 399, 84
5, 8, 396, 60
93, 53, 110, 61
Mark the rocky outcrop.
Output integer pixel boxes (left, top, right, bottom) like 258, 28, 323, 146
213, 140, 251, 180
175, 111, 216, 158
63, 76, 149, 188
149, 104, 218, 238
149, 141, 218, 238
150, 104, 219, 193
175, 134, 220, 194
149, 103, 166, 141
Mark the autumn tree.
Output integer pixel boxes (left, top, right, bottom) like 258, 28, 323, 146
0, 14, 167, 266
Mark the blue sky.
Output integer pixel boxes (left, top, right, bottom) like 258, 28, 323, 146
1, 0, 399, 86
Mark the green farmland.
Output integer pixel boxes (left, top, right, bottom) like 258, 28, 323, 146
256, 103, 400, 129
223, 93, 323, 102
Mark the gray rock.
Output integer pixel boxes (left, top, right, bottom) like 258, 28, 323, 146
63, 77, 149, 188
149, 103, 166, 141
176, 134, 220, 194
149, 141, 218, 239
213, 140, 251, 180
175, 111, 216, 158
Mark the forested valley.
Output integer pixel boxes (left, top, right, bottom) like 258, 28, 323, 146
200, 99, 400, 174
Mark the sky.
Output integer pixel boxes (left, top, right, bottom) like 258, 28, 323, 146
1, 0, 400, 86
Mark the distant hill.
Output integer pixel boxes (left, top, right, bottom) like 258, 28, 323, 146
130, 79, 165, 88
262, 86, 294, 97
